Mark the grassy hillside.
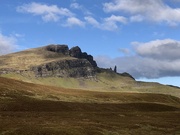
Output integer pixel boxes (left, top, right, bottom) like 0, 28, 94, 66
0, 76, 180, 105
1, 70, 180, 98
0, 45, 179, 98
0, 47, 74, 70
0, 77, 180, 135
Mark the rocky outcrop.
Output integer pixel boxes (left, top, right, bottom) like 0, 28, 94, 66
39, 45, 97, 78
69, 46, 97, 67
45, 45, 97, 68
69, 46, 82, 58
0, 44, 135, 80
31, 59, 95, 78
0, 44, 98, 78
46, 44, 69, 55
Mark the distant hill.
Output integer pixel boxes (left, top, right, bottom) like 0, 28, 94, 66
0, 44, 180, 98
0, 44, 97, 78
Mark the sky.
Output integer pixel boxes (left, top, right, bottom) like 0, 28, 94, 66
0, 0, 180, 87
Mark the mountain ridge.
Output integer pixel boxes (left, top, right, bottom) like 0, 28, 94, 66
0, 44, 133, 79
0, 44, 180, 98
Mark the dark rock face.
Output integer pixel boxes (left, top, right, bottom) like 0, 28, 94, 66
69, 46, 97, 67
46, 44, 69, 55
85, 54, 97, 67
46, 45, 97, 67
31, 59, 95, 78
69, 46, 82, 58
31, 45, 97, 78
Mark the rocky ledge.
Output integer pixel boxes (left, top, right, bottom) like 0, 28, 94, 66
31, 44, 97, 78
45, 45, 97, 67
0, 44, 134, 79
31, 59, 95, 78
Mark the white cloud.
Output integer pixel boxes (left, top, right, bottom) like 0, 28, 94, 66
85, 15, 127, 31
130, 15, 144, 22
103, 0, 180, 25
105, 15, 127, 24
95, 39, 180, 79
0, 33, 18, 55
65, 17, 85, 27
17, 2, 73, 22
133, 39, 180, 60
70, 2, 82, 10
84, 16, 100, 27
119, 48, 130, 55
70, 2, 92, 15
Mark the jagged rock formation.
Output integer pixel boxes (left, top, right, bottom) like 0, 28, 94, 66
46, 45, 69, 55
69, 46, 97, 67
30, 44, 97, 78
0, 44, 134, 79
31, 59, 95, 78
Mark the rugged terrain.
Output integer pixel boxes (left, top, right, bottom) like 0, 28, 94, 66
0, 45, 97, 78
0, 77, 180, 135
0, 44, 180, 98
0, 44, 180, 135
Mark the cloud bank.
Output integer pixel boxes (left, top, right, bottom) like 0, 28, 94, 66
17, 1, 180, 30
103, 0, 180, 26
17, 2, 84, 27
85, 15, 127, 31
17, 2, 73, 22
0, 33, 18, 55
95, 39, 180, 79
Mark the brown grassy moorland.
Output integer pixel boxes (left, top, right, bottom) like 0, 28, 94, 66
0, 77, 180, 135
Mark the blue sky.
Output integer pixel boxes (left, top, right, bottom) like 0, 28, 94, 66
1, 0, 180, 86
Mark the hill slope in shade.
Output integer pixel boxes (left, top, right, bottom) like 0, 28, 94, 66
0, 77, 180, 135
0, 76, 180, 105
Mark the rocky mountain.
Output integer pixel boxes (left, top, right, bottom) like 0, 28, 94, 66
0, 44, 133, 79
1, 44, 180, 98
30, 45, 97, 78
0, 44, 98, 78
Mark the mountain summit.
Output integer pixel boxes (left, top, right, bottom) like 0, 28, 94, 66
0, 44, 98, 78
0, 44, 133, 79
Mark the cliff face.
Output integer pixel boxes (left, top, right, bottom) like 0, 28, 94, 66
46, 45, 69, 55
0, 44, 134, 80
30, 44, 97, 78
31, 59, 95, 78
69, 46, 97, 67
45, 45, 97, 68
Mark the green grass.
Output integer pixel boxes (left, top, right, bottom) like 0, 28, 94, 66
1, 71, 180, 99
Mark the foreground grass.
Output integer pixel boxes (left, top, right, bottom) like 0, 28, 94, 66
1, 71, 180, 99
0, 77, 180, 135
0, 95, 180, 135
